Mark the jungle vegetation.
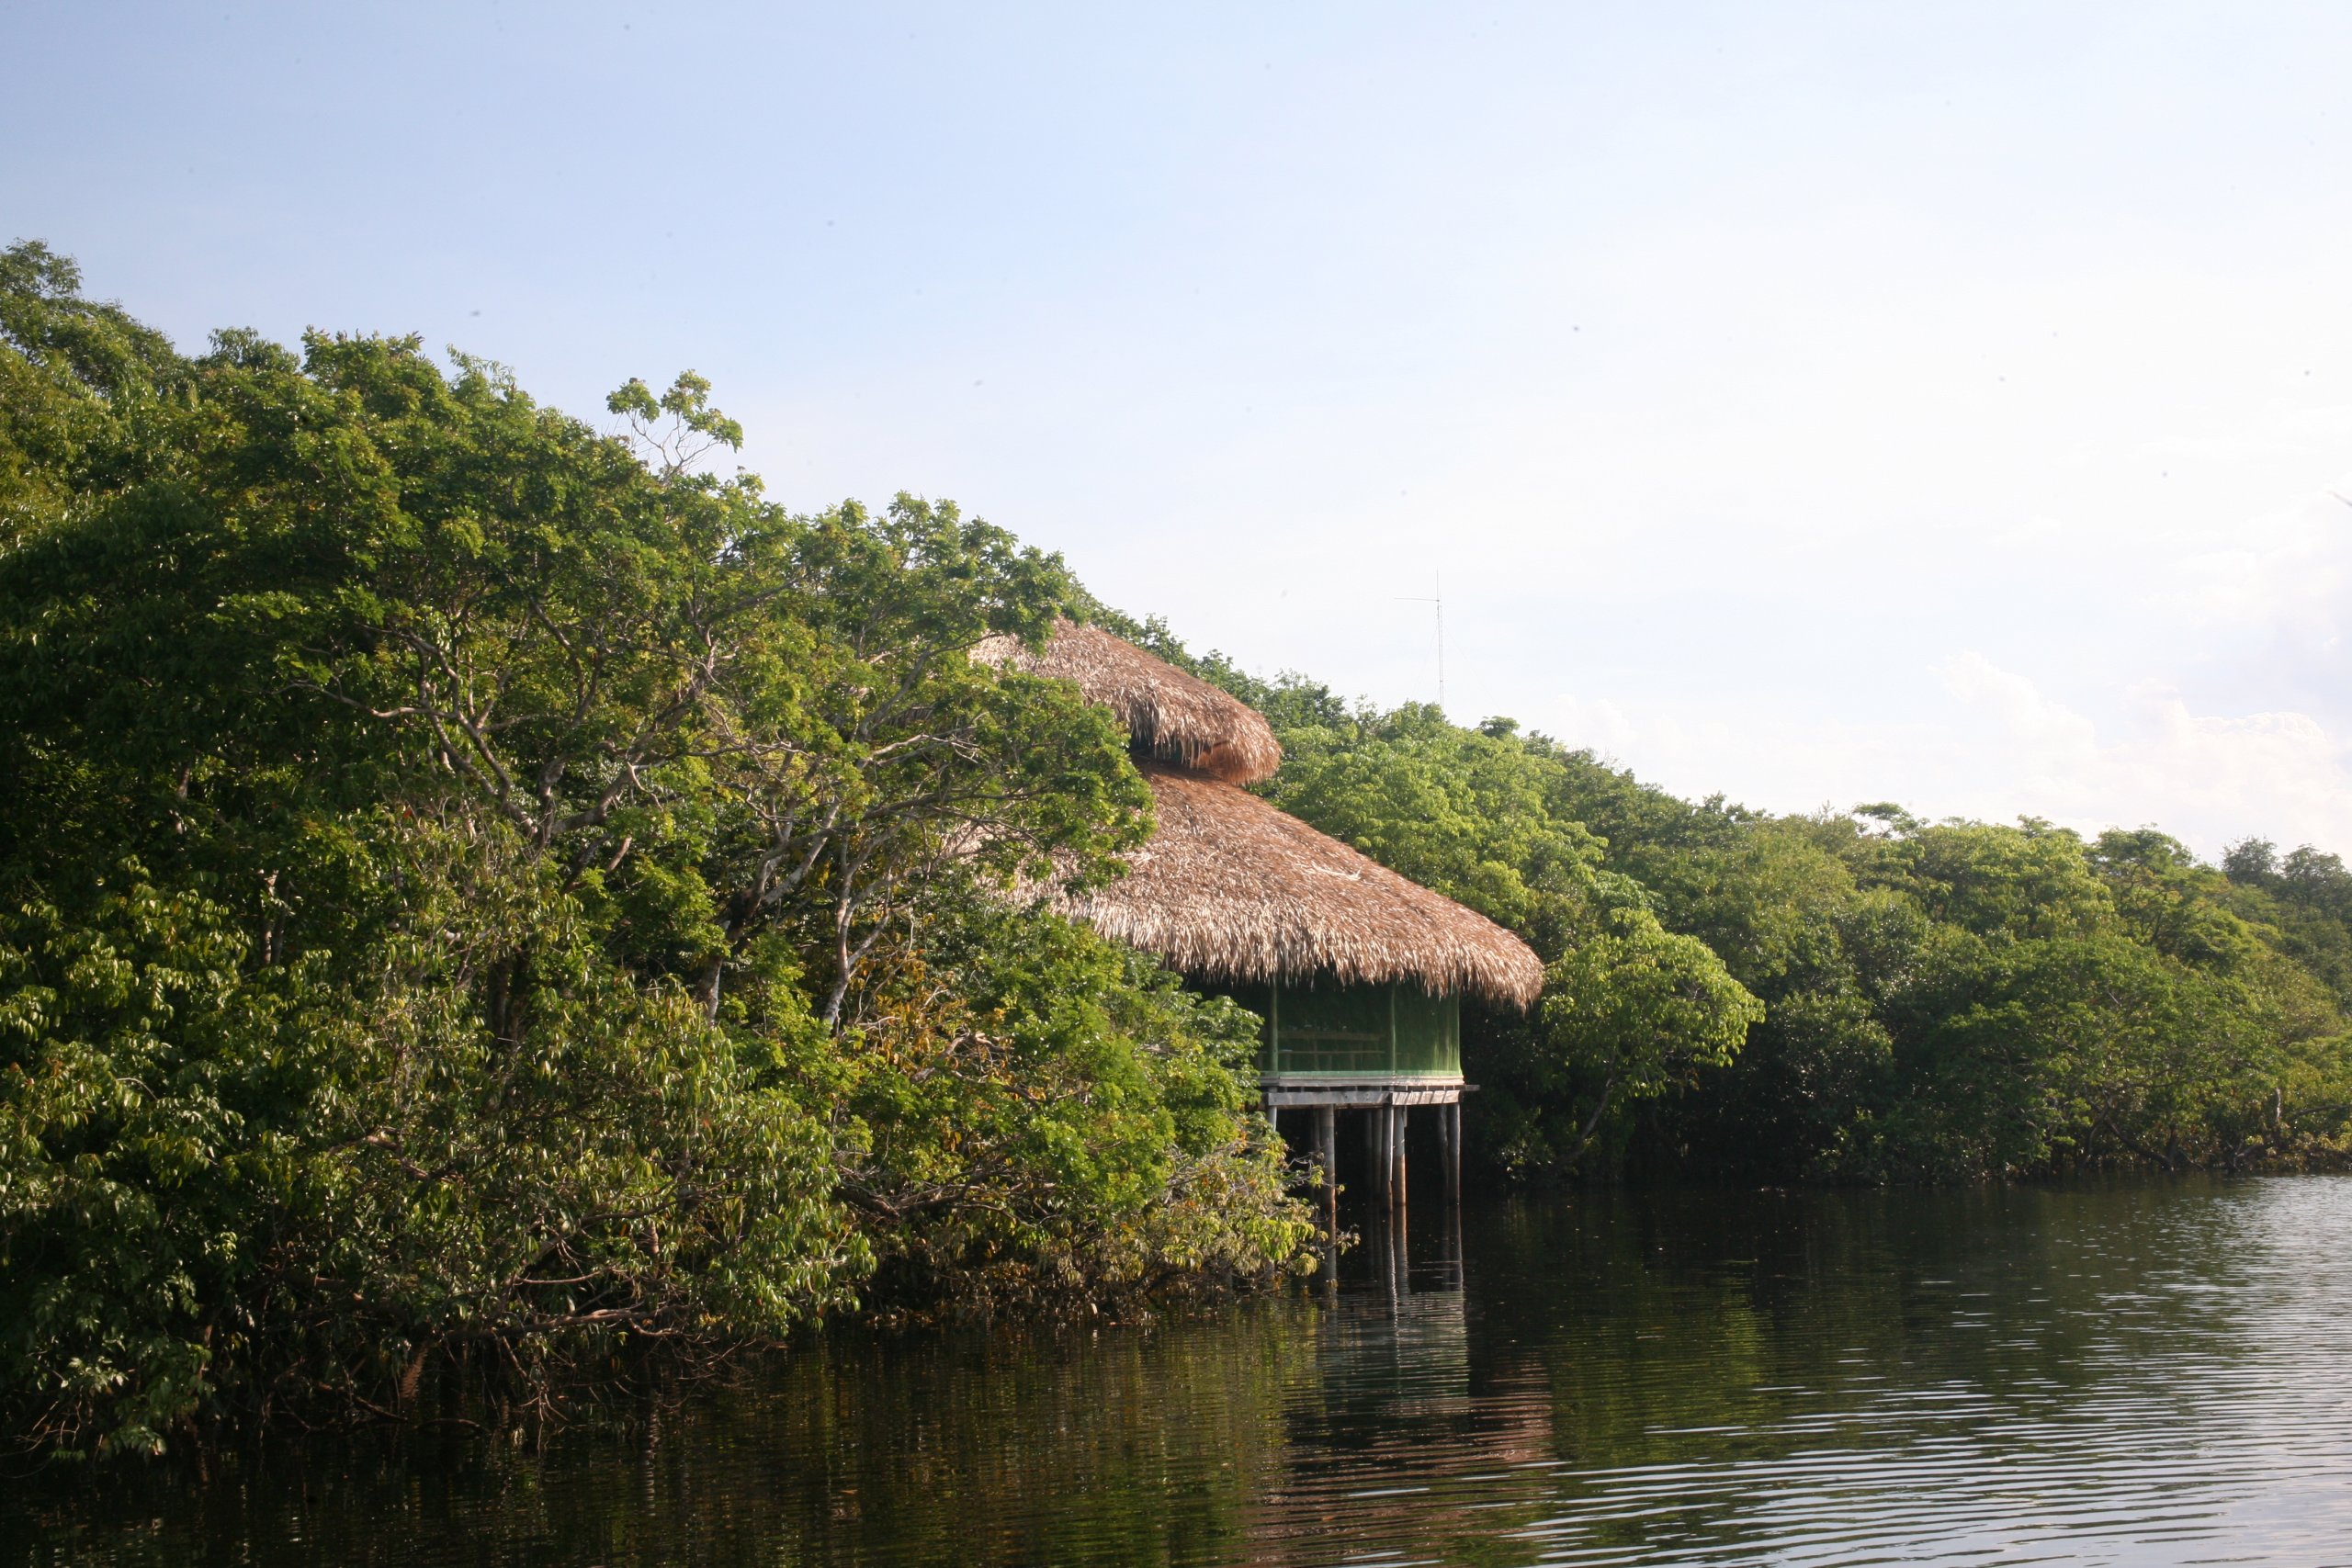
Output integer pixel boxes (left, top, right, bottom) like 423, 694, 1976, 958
0, 244, 1309, 1457
1121, 625, 2352, 1185
6, 243, 2349, 1456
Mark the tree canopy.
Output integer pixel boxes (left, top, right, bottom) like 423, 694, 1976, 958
0, 246, 1310, 1457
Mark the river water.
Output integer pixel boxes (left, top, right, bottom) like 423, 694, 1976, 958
11, 1177, 2352, 1566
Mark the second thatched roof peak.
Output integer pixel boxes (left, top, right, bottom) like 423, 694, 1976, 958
973, 618, 1283, 785
979, 616, 1546, 1010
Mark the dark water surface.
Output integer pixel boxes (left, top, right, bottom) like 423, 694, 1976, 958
11, 1178, 2352, 1566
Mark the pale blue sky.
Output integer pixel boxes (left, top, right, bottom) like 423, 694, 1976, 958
11, 2, 2352, 854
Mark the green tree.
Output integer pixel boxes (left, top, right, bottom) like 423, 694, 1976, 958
1487, 906, 1763, 1175
1140, 614, 2352, 1187
0, 248, 1309, 1456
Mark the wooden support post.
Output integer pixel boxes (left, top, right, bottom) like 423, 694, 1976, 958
1439, 1104, 1458, 1203
1314, 1107, 1338, 1230
1436, 1098, 1453, 1200
1441, 1100, 1461, 1204
1365, 1107, 1389, 1205
1390, 1190, 1409, 1296
1390, 1105, 1408, 1210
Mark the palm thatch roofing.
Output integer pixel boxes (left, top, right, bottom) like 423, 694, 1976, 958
1059, 763, 1547, 1010
973, 619, 1283, 785
982, 618, 1544, 1010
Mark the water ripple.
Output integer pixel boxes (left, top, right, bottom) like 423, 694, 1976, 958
1239, 1178, 2352, 1568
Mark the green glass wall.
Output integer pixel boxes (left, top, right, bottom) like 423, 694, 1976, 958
1224, 979, 1461, 1081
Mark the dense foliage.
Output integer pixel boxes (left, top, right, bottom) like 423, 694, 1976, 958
0, 245, 1311, 1457
1108, 619, 2352, 1185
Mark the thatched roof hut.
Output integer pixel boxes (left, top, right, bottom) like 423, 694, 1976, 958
1066, 762, 1546, 1010
974, 619, 1281, 785
981, 620, 1544, 1011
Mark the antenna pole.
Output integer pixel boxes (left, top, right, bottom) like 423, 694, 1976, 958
1394, 570, 1446, 713
1434, 570, 1444, 713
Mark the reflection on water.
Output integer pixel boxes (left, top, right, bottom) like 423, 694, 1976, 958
12, 1178, 2352, 1565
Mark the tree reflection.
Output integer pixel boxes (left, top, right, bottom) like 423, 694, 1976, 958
14, 1180, 2343, 1568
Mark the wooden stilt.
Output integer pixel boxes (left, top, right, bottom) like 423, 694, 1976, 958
1383, 1104, 1401, 1213
1439, 1104, 1458, 1203
1315, 1107, 1338, 1229
1365, 1106, 1389, 1206
1436, 1098, 1453, 1199
1442, 1100, 1462, 1203
1391, 1190, 1409, 1295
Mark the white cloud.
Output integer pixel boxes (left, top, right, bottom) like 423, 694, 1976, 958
1541, 650, 2352, 863
2158, 480, 2352, 653
1936, 652, 2099, 760
1923, 656, 2352, 852
2124, 692, 2352, 842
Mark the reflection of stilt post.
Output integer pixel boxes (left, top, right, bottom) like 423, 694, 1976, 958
1314, 1107, 1338, 1233
1440, 1188, 1464, 1292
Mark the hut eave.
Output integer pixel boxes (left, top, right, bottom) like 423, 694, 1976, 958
1055, 765, 1546, 1011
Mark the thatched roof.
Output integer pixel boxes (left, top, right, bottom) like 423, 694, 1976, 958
974, 619, 1282, 785
1058, 763, 1547, 1010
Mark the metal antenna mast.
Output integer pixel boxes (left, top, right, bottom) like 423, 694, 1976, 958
1394, 570, 1445, 712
